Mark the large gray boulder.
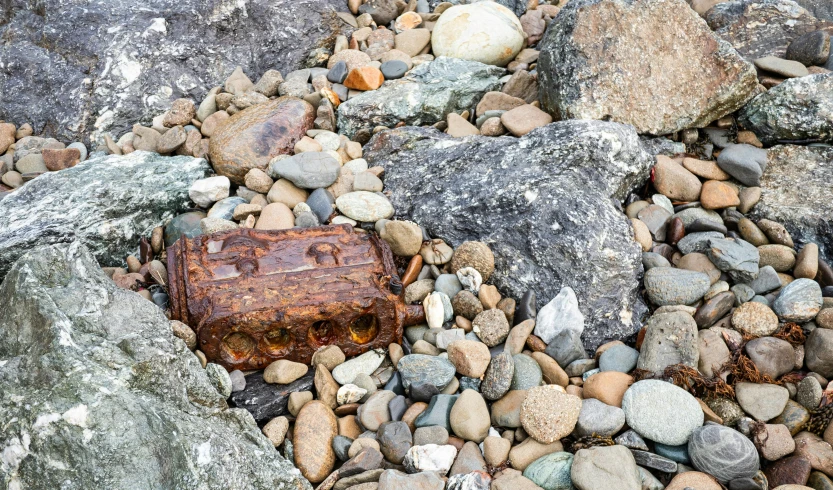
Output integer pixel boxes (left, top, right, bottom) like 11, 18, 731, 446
739, 73, 833, 145
336, 57, 504, 139
0, 151, 210, 280
706, 0, 833, 60
537, 0, 759, 135
0, 241, 310, 489
794, 0, 833, 21
751, 145, 833, 263
363, 120, 652, 351
0, 0, 350, 144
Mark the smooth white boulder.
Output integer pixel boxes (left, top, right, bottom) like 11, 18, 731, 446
431, 2, 525, 67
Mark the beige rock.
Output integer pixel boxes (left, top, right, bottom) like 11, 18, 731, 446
267, 178, 309, 208
531, 351, 569, 387
665, 471, 721, 490
446, 113, 480, 137
484, 436, 512, 466
500, 104, 553, 136
294, 401, 338, 483
520, 385, 582, 443
263, 416, 290, 446
446, 340, 491, 378
582, 371, 632, 407
450, 389, 491, 442
738, 186, 762, 214
795, 243, 820, 279
759, 244, 797, 272
508, 438, 563, 470
255, 203, 294, 230
315, 364, 340, 409
653, 155, 702, 202
264, 359, 308, 384
505, 319, 536, 356
394, 28, 431, 57
631, 218, 652, 251
476, 92, 527, 116
682, 157, 731, 180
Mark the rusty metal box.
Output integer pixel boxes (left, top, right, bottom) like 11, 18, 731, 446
167, 224, 423, 371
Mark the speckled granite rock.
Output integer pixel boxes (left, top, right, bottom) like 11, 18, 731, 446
706, 0, 833, 60
739, 74, 833, 145
0, 242, 309, 490
337, 57, 503, 138
538, 0, 758, 135
364, 120, 652, 351
0, 151, 210, 281
750, 145, 833, 262
0, 0, 350, 144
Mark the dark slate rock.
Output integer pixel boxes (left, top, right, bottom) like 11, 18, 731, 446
0, 151, 210, 280
380, 60, 408, 80
333, 435, 354, 462
328, 61, 349, 84
338, 57, 504, 138
716, 144, 767, 186
208, 196, 248, 221
378, 421, 413, 464
706, 0, 833, 60
0, 242, 306, 488
307, 188, 335, 224
615, 430, 650, 451
677, 231, 724, 255
630, 450, 678, 473
744, 266, 782, 294
689, 218, 727, 236
785, 30, 831, 66
0, 0, 352, 144
739, 73, 833, 145
481, 351, 514, 401
706, 238, 760, 283
229, 370, 315, 424
397, 354, 456, 391
654, 442, 690, 464
795, 0, 833, 21
388, 394, 408, 421
688, 424, 760, 483
414, 394, 459, 432
364, 120, 652, 351
750, 145, 833, 263
384, 371, 405, 396
514, 290, 537, 325
544, 329, 587, 368
409, 381, 440, 403
695, 291, 735, 328
459, 377, 481, 392
340, 448, 384, 477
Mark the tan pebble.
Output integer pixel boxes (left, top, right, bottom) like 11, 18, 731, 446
738, 186, 762, 214
479, 284, 501, 309
255, 202, 294, 230
126, 255, 142, 273
262, 416, 290, 446
263, 359, 308, 384
294, 401, 338, 483
288, 391, 314, 416
682, 157, 731, 181
795, 243, 819, 279
630, 218, 652, 252
338, 415, 363, 439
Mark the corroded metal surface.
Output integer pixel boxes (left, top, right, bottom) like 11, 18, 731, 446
167, 224, 423, 370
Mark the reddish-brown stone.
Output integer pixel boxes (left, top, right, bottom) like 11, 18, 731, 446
667, 217, 685, 245
208, 97, 315, 184
765, 455, 812, 487
42, 148, 81, 171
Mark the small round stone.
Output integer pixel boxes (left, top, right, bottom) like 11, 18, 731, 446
450, 241, 495, 281
622, 380, 704, 446
380, 60, 408, 80
520, 385, 582, 444
687, 424, 759, 483
481, 351, 514, 401
472, 309, 509, 347
732, 301, 779, 336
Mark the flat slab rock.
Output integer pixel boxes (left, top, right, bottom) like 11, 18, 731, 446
0, 242, 309, 489
537, 0, 758, 135
706, 0, 833, 60
364, 120, 652, 351
0, 0, 351, 144
0, 151, 210, 281
750, 144, 833, 263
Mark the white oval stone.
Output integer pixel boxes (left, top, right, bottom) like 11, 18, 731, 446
335, 191, 394, 222
431, 2, 524, 67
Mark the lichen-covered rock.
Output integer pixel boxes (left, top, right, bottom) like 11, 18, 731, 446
364, 120, 652, 351
0, 242, 310, 489
337, 57, 504, 138
209, 97, 315, 185
750, 145, 833, 262
0, 151, 210, 281
706, 0, 833, 60
538, 0, 759, 135
0, 0, 350, 144
739, 73, 833, 145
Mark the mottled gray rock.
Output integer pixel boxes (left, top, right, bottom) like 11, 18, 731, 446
0, 151, 210, 280
575, 398, 626, 437
806, 328, 833, 378
364, 121, 652, 351
739, 73, 833, 145
688, 424, 759, 483
774, 277, 823, 322
0, 242, 309, 489
397, 355, 456, 391
538, 0, 758, 135
706, 238, 760, 283
716, 144, 767, 187
637, 312, 700, 374
643, 267, 711, 306
677, 231, 725, 255
622, 380, 704, 446
750, 145, 833, 263
337, 57, 504, 138
706, 0, 833, 60
0, 0, 351, 144
795, 0, 833, 20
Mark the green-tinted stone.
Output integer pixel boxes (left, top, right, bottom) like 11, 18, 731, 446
414, 394, 459, 432
164, 211, 206, 246
772, 399, 810, 435
706, 397, 745, 427
523, 452, 574, 490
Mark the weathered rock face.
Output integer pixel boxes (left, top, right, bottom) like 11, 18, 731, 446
0, 151, 210, 280
209, 97, 315, 184
706, 0, 833, 60
795, 0, 833, 21
0, 242, 310, 489
0, 0, 349, 144
364, 120, 652, 351
337, 57, 504, 138
739, 73, 833, 145
537, 0, 759, 135
750, 145, 833, 263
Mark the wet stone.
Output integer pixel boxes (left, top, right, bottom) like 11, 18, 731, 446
631, 450, 677, 473
229, 370, 315, 423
